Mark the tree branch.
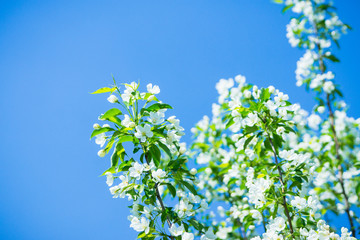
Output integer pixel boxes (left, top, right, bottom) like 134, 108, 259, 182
268, 136, 294, 236
140, 143, 175, 240
259, 115, 294, 235
315, 36, 356, 238
312, 16, 357, 237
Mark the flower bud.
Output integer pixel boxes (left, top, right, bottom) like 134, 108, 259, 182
97, 149, 106, 157
323, 81, 335, 93
93, 123, 101, 129
276, 126, 285, 135
268, 85, 275, 94
317, 106, 325, 114
190, 168, 197, 175
107, 94, 118, 103
244, 90, 252, 99
179, 143, 186, 154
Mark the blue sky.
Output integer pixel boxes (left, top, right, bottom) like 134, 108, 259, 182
0, 0, 359, 239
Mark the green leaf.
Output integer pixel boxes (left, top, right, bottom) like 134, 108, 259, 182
188, 218, 203, 231
104, 136, 116, 152
225, 118, 234, 129
157, 141, 172, 158
100, 166, 116, 176
150, 145, 161, 167
324, 54, 340, 63
260, 88, 270, 101
272, 134, 283, 149
160, 210, 167, 225
334, 39, 340, 49
90, 127, 114, 139
91, 87, 116, 94
118, 135, 133, 143
181, 180, 197, 195
144, 92, 159, 102
244, 125, 258, 135
244, 135, 255, 150
111, 143, 126, 167
272, 202, 279, 218
243, 215, 253, 231
137, 232, 147, 239
146, 103, 173, 112
286, 191, 297, 196
344, 23, 352, 30
284, 126, 295, 133
282, 4, 294, 13
168, 157, 187, 170
334, 88, 343, 98
166, 183, 176, 197
111, 147, 119, 167
99, 108, 123, 120
264, 138, 272, 151
133, 147, 141, 154
118, 159, 133, 172
293, 176, 303, 184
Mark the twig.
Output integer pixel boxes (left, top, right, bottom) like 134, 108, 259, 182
258, 115, 294, 235
140, 143, 175, 240
268, 136, 294, 236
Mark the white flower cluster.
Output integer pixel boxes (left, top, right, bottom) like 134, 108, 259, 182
190, 72, 359, 239
299, 220, 356, 240
277, 0, 360, 238
283, 0, 349, 94
92, 81, 208, 239
246, 167, 272, 208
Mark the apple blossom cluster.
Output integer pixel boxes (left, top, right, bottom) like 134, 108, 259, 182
283, 105, 360, 231
278, 0, 360, 237
91, 81, 214, 239
190, 75, 357, 239
278, 0, 349, 96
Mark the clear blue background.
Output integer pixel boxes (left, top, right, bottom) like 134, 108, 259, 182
1, 0, 359, 239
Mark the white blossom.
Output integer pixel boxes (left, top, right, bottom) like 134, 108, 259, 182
152, 169, 166, 183
135, 124, 153, 142
148, 111, 164, 125
182, 232, 194, 240
130, 217, 150, 234
105, 172, 114, 186
95, 133, 106, 147
107, 94, 118, 103
122, 114, 136, 128
169, 224, 185, 237
291, 196, 307, 210
129, 162, 144, 180
201, 228, 216, 240
243, 112, 259, 127
323, 81, 335, 93
147, 83, 160, 94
